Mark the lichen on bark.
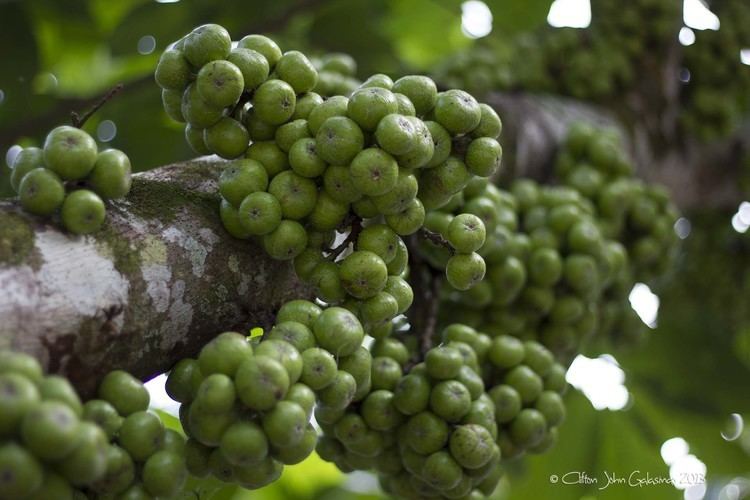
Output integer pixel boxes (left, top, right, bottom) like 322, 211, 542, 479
0, 211, 37, 267
0, 157, 311, 396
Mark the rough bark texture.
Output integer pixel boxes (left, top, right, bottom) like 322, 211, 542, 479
0, 158, 310, 396
488, 93, 625, 183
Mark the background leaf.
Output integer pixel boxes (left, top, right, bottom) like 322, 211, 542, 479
484, 0, 554, 34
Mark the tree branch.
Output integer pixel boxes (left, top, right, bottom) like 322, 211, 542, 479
403, 234, 443, 369
488, 91, 749, 211
418, 228, 453, 254
325, 216, 362, 261
419, 274, 442, 357
0, 157, 310, 396
71, 84, 124, 129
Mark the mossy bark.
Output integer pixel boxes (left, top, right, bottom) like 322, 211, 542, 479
0, 158, 310, 396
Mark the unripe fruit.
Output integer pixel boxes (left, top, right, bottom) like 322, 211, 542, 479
235, 356, 289, 410
204, 117, 250, 159
193, 373, 236, 414
18, 168, 65, 216
262, 220, 308, 260
238, 192, 282, 235
253, 79, 296, 125
142, 450, 187, 497
82, 399, 123, 440
220, 198, 253, 239
197, 60, 244, 109
276, 300, 322, 327
255, 339, 303, 384
184, 24, 231, 67
98, 370, 150, 416
234, 456, 283, 489
163, 89, 186, 122
405, 411, 449, 455
471, 103, 503, 139
58, 422, 109, 485
268, 322, 316, 352
276, 50, 319, 94
154, 49, 191, 90
0, 374, 39, 437
227, 48, 270, 91
293, 92, 324, 120
118, 411, 164, 461
371, 170, 419, 215
446, 252, 486, 291
308, 95, 349, 134
392, 75, 438, 116
446, 213, 486, 253
339, 250, 389, 299
10, 147, 44, 193
375, 113, 418, 155
434, 90, 481, 135
20, 401, 80, 460
466, 137, 502, 177
185, 123, 209, 153
504, 365, 544, 404
238, 34, 283, 67
488, 335, 525, 369
430, 380, 472, 423
61, 190, 106, 235
88, 149, 132, 199
38, 375, 82, 416
268, 170, 317, 220
509, 408, 547, 447
0, 443, 43, 498
182, 82, 223, 129
318, 370, 357, 410
316, 116, 365, 165
347, 87, 399, 131
349, 148, 399, 197
289, 138, 327, 178
220, 159, 269, 207
422, 451, 462, 491
425, 345, 463, 379
220, 421, 269, 466
43, 126, 98, 180
313, 307, 365, 357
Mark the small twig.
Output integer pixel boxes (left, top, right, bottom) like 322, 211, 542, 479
231, 91, 252, 119
71, 84, 124, 129
419, 273, 442, 357
419, 228, 455, 255
451, 135, 472, 157
325, 217, 363, 260
403, 233, 446, 371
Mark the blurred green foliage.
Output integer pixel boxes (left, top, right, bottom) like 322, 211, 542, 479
1, 0, 748, 499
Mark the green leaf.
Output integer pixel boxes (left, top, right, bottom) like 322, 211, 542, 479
382, 0, 471, 70
230, 452, 343, 499
503, 391, 680, 500
307, 0, 400, 76
182, 475, 239, 500
154, 408, 183, 434
484, 0, 554, 34
88, 0, 149, 34
629, 385, 750, 477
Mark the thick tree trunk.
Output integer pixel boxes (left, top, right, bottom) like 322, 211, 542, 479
0, 158, 309, 396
